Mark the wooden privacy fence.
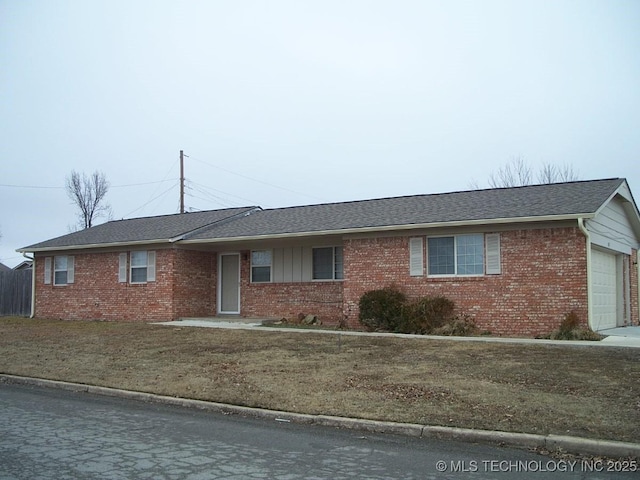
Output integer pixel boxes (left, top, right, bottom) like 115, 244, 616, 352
0, 269, 32, 316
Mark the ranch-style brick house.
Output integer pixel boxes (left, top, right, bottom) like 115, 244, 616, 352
18, 178, 640, 337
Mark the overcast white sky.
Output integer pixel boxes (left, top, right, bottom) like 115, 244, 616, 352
1, 0, 639, 267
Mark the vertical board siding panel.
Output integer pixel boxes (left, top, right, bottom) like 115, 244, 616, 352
292, 247, 303, 282
301, 247, 313, 282
283, 248, 293, 282
272, 248, 284, 283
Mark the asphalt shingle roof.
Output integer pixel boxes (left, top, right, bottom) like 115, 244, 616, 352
20, 179, 629, 251
187, 178, 626, 240
21, 206, 257, 250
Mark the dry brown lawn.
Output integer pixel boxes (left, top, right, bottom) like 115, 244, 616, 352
1, 317, 639, 444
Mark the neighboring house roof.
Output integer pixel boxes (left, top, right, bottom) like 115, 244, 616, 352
185, 178, 630, 241
0, 262, 11, 272
20, 206, 258, 251
18, 178, 639, 252
13, 260, 33, 270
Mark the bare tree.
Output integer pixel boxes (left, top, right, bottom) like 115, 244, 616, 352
485, 158, 580, 188
537, 162, 579, 184
488, 157, 533, 188
66, 170, 111, 229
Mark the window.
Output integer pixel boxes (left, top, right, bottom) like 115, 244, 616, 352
131, 251, 148, 283
126, 251, 156, 284
313, 246, 343, 280
427, 234, 484, 276
251, 250, 272, 282
53, 255, 74, 285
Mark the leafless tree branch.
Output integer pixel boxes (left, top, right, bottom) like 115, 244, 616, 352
65, 170, 111, 229
488, 157, 533, 188
487, 158, 580, 188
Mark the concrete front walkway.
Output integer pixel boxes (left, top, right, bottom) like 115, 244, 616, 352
156, 318, 640, 348
599, 325, 640, 337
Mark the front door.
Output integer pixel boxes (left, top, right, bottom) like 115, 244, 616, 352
218, 253, 240, 314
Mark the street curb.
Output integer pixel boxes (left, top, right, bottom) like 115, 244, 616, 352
2, 374, 639, 459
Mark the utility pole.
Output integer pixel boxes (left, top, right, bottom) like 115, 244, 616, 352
179, 150, 185, 214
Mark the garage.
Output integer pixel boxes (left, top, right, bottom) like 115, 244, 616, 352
591, 248, 618, 331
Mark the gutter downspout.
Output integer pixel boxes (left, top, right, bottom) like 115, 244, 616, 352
577, 218, 593, 330
22, 253, 36, 318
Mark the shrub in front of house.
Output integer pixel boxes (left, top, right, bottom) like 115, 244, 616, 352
358, 285, 407, 332
399, 296, 456, 334
358, 287, 462, 335
431, 314, 479, 336
541, 311, 604, 341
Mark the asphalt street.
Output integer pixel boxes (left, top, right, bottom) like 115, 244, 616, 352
0, 383, 637, 479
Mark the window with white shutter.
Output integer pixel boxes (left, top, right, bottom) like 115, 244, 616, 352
130, 251, 156, 283
52, 255, 74, 285
44, 257, 52, 285
147, 251, 156, 282
485, 233, 501, 274
409, 237, 424, 276
118, 253, 127, 282
66, 256, 75, 284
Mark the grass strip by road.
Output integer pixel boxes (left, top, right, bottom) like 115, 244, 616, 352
1, 317, 638, 444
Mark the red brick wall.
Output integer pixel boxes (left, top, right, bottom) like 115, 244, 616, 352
342, 227, 589, 337
35, 249, 220, 321
35, 249, 177, 321
239, 252, 344, 323
34, 228, 633, 336
172, 250, 216, 318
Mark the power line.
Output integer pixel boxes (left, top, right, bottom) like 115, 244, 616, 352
134, 155, 181, 217
110, 180, 175, 188
186, 183, 236, 209
188, 155, 328, 203
0, 179, 174, 190
188, 180, 266, 207
0, 183, 63, 189
122, 181, 179, 218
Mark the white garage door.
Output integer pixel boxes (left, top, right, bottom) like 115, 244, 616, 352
591, 248, 618, 331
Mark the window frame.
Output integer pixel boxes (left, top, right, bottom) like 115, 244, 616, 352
48, 255, 74, 286
251, 249, 272, 283
312, 246, 344, 281
427, 234, 485, 277
127, 250, 156, 284
53, 255, 69, 286
130, 251, 149, 284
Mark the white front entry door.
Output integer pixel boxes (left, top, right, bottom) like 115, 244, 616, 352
218, 253, 240, 314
